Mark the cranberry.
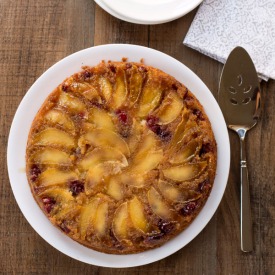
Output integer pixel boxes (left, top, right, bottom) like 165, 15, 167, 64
83, 71, 91, 79
144, 232, 164, 244
69, 180, 84, 196
109, 64, 116, 73
193, 109, 204, 120
199, 143, 213, 156
30, 164, 41, 182
172, 83, 178, 90
126, 63, 132, 69
146, 115, 171, 141
61, 84, 69, 92
116, 109, 128, 124
158, 220, 175, 234
138, 66, 148, 73
198, 179, 211, 193
180, 202, 197, 216
59, 221, 70, 233
42, 197, 56, 213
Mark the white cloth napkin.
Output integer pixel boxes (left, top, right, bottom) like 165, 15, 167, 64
183, 0, 275, 81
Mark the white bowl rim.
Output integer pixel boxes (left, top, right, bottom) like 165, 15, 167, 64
7, 44, 230, 268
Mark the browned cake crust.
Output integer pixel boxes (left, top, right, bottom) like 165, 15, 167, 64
26, 61, 217, 254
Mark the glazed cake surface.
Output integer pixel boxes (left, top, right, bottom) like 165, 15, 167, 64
26, 61, 217, 254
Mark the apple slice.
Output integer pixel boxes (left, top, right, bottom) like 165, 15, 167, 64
94, 201, 109, 237
169, 140, 201, 164
40, 187, 74, 202
130, 149, 163, 174
163, 162, 207, 182
128, 67, 143, 106
155, 92, 183, 124
127, 119, 144, 153
137, 86, 162, 117
78, 147, 128, 171
33, 128, 75, 149
158, 180, 184, 202
85, 161, 123, 195
112, 202, 129, 241
128, 196, 148, 233
106, 176, 124, 200
55, 203, 81, 221
82, 87, 102, 103
44, 109, 75, 134
58, 92, 86, 115
31, 148, 72, 166
134, 130, 158, 156
80, 128, 130, 157
38, 168, 78, 187
70, 81, 93, 93
148, 187, 173, 219
99, 76, 113, 102
88, 107, 116, 131
79, 197, 101, 239
119, 173, 145, 188
112, 69, 128, 109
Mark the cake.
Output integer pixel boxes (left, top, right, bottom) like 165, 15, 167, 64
26, 60, 217, 254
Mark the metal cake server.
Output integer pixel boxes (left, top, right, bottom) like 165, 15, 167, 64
218, 46, 261, 252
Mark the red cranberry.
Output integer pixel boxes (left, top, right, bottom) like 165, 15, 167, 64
69, 180, 84, 196
109, 64, 116, 73
198, 179, 211, 193
30, 164, 41, 182
83, 71, 91, 79
126, 63, 132, 69
138, 66, 148, 73
172, 83, 178, 90
144, 232, 164, 244
193, 109, 204, 120
42, 197, 56, 213
116, 109, 128, 124
199, 143, 213, 156
61, 84, 69, 92
180, 202, 197, 216
146, 115, 171, 141
59, 221, 70, 233
158, 220, 175, 234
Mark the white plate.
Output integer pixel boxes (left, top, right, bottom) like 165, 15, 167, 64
95, 0, 143, 24
98, 0, 203, 24
7, 44, 230, 268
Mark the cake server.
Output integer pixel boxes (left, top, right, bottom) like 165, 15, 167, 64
218, 46, 261, 252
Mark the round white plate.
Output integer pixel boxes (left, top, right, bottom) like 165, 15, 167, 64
7, 44, 230, 268
97, 0, 203, 24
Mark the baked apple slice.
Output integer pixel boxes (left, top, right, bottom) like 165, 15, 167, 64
33, 128, 75, 149
128, 66, 143, 106
128, 196, 148, 233
78, 147, 128, 171
158, 180, 184, 202
169, 140, 201, 164
112, 69, 128, 109
44, 109, 75, 134
38, 168, 78, 187
93, 201, 109, 237
80, 128, 130, 157
58, 92, 87, 115
137, 83, 162, 117
31, 148, 72, 166
99, 76, 113, 102
163, 162, 207, 182
106, 176, 124, 201
155, 92, 183, 124
148, 187, 173, 220
88, 107, 116, 131
79, 197, 101, 239
112, 202, 129, 241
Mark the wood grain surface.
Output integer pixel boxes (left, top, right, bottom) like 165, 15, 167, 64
1, 1, 275, 274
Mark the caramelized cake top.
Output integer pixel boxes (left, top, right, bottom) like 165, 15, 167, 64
26, 61, 217, 254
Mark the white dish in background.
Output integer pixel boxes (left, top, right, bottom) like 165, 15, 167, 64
97, 0, 203, 24
7, 44, 230, 268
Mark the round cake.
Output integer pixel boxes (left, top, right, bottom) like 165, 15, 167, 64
26, 60, 217, 254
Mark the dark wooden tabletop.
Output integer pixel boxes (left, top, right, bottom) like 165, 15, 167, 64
1, 1, 275, 274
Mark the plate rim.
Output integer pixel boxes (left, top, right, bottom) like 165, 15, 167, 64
95, 0, 203, 24
7, 44, 230, 268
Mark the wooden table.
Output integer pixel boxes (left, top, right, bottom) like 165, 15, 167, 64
1, 1, 275, 274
